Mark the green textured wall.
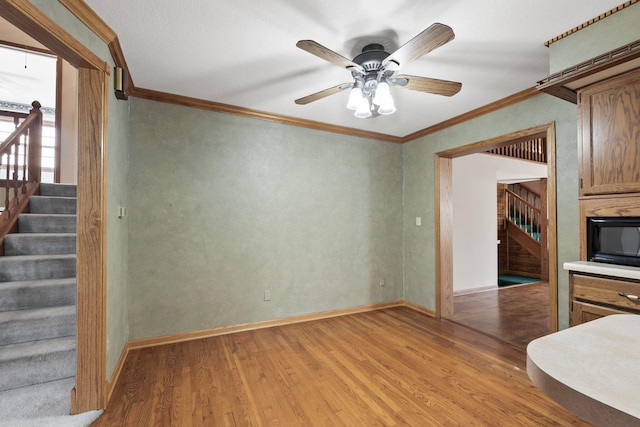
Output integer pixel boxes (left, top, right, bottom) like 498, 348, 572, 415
127, 99, 403, 339
29, 0, 130, 379
402, 94, 579, 329
549, 3, 640, 73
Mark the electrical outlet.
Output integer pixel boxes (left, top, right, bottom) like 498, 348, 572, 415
264, 289, 271, 301
379, 278, 385, 287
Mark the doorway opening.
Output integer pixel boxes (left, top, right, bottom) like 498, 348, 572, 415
435, 123, 558, 346
0, 4, 109, 413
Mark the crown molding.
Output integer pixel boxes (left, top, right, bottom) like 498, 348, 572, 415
131, 86, 404, 143
132, 86, 542, 145
59, 0, 133, 89
401, 87, 541, 142
58, 0, 115, 43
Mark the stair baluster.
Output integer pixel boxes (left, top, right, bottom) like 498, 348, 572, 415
506, 188, 541, 242
0, 101, 43, 253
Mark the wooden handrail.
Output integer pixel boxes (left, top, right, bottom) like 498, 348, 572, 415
0, 109, 29, 127
0, 101, 43, 254
505, 188, 541, 242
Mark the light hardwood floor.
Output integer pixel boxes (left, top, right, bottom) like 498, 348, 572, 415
94, 306, 589, 426
447, 282, 550, 349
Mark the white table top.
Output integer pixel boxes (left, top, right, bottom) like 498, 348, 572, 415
527, 314, 640, 426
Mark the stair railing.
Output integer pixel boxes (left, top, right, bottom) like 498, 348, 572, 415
487, 137, 547, 163
505, 188, 541, 242
0, 101, 43, 252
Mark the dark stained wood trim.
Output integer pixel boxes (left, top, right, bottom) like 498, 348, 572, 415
436, 124, 548, 159
57, 0, 115, 44
0, 0, 108, 73
544, 0, 639, 47
105, 339, 131, 406
132, 86, 404, 143
506, 221, 542, 258
126, 301, 405, 351
107, 37, 132, 82
546, 122, 558, 332
74, 67, 107, 413
539, 85, 578, 104
402, 88, 541, 142
58, 0, 134, 91
0, 37, 53, 55
536, 38, 640, 104
435, 156, 454, 318
54, 56, 62, 183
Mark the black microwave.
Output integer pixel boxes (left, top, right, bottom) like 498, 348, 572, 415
587, 217, 640, 267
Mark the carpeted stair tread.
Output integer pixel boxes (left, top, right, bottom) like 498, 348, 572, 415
39, 182, 77, 198
0, 336, 76, 391
0, 377, 75, 420
0, 278, 76, 311
18, 214, 76, 233
0, 305, 76, 345
0, 254, 76, 282
28, 196, 77, 215
0, 183, 79, 422
3, 233, 77, 256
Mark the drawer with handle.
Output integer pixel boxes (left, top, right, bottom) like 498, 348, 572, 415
571, 274, 640, 312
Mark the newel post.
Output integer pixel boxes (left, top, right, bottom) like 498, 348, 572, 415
27, 100, 42, 184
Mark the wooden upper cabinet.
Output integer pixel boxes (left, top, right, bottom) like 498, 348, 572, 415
579, 68, 640, 196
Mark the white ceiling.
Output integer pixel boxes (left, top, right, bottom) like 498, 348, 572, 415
0, 16, 56, 111
0, 47, 57, 110
83, 0, 624, 138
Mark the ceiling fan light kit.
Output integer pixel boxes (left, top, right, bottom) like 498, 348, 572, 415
295, 23, 462, 119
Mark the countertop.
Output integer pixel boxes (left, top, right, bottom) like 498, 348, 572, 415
527, 314, 640, 426
564, 260, 640, 281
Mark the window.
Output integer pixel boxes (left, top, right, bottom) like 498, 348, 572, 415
0, 45, 57, 184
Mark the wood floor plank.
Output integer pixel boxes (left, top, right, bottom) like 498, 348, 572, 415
448, 282, 550, 349
95, 307, 590, 426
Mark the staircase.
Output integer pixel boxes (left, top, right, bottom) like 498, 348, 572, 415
0, 182, 77, 420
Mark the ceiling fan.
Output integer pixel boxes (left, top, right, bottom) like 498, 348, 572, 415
295, 23, 462, 118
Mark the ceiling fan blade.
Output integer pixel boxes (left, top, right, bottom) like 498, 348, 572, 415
295, 82, 352, 105
383, 23, 454, 68
296, 40, 364, 72
393, 75, 461, 97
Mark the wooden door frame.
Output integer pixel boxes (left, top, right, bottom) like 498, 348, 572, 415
435, 122, 558, 332
1, 0, 109, 412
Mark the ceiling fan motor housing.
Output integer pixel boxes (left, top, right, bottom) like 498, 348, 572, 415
353, 43, 389, 71
351, 43, 397, 97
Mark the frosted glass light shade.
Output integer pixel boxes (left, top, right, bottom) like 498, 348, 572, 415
373, 82, 396, 115
354, 97, 372, 118
346, 87, 362, 110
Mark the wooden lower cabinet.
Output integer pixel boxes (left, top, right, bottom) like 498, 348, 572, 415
569, 273, 640, 326
571, 301, 629, 325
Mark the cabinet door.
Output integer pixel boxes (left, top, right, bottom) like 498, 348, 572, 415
579, 68, 640, 195
570, 301, 628, 326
